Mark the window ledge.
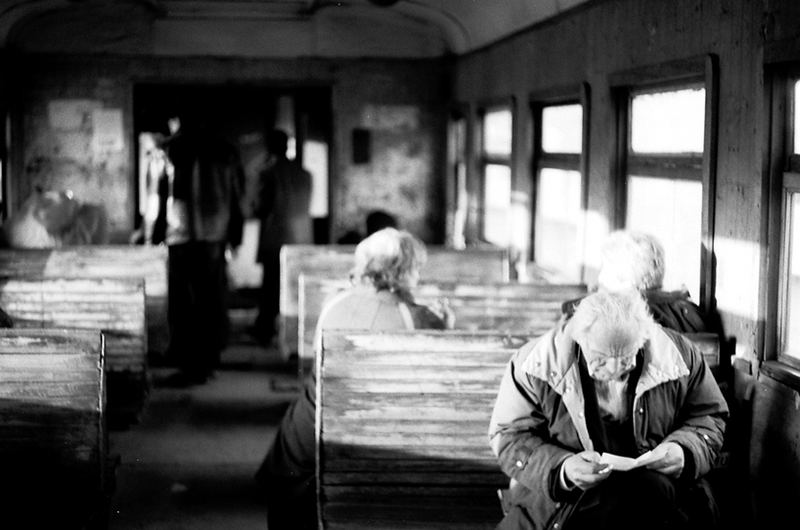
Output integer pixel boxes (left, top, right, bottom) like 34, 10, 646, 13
760, 360, 800, 390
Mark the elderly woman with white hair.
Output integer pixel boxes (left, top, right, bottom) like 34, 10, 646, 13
490, 290, 728, 530
563, 230, 719, 334
255, 227, 452, 529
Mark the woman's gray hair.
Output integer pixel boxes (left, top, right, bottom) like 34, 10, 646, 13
351, 227, 427, 292
598, 230, 665, 292
570, 291, 655, 350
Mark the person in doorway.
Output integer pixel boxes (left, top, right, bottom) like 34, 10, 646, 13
255, 227, 454, 529
150, 109, 245, 386
489, 290, 728, 530
252, 129, 314, 345
562, 230, 721, 335
335, 209, 398, 244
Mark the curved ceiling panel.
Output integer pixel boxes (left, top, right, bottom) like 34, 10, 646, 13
1, 0, 594, 56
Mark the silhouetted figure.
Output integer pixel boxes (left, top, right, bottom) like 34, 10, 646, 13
0, 306, 13, 328
253, 129, 313, 344
335, 209, 398, 244
365, 209, 398, 236
149, 111, 244, 386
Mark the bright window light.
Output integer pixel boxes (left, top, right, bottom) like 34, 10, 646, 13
794, 80, 800, 154
483, 163, 511, 246
631, 87, 705, 154
542, 104, 582, 154
784, 192, 800, 360
626, 175, 702, 298
535, 168, 582, 281
483, 108, 512, 157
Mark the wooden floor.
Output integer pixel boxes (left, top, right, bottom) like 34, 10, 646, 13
108, 316, 298, 529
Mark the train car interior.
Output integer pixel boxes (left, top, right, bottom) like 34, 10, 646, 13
0, 0, 799, 528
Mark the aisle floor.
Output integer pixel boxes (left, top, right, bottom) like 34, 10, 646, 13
108, 336, 298, 529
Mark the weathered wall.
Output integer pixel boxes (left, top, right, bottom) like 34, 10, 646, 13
5, 54, 448, 243
332, 61, 447, 242
749, 370, 800, 526
9, 58, 132, 241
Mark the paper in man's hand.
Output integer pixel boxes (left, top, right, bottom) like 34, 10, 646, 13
599, 446, 667, 472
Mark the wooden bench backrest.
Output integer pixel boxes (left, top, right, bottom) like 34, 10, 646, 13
0, 328, 105, 490
0, 277, 146, 373
0, 245, 168, 356
317, 330, 529, 529
683, 331, 722, 375
298, 275, 586, 367
280, 244, 510, 358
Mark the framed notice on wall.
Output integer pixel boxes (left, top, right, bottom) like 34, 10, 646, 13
92, 108, 124, 152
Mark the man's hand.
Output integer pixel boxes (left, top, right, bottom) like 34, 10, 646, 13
562, 451, 613, 490
431, 298, 455, 329
644, 441, 684, 478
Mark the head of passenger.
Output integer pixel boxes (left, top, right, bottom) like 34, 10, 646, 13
596, 230, 665, 293
365, 209, 398, 236
350, 228, 426, 294
266, 129, 289, 159
570, 291, 654, 382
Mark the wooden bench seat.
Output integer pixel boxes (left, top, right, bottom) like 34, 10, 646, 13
317, 330, 530, 529
298, 275, 587, 375
0, 245, 168, 358
280, 244, 510, 359
0, 328, 111, 529
0, 276, 147, 426
683, 331, 723, 376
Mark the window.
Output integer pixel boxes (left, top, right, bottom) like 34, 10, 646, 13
623, 84, 707, 300
0, 111, 6, 218
480, 105, 512, 246
772, 76, 800, 369
779, 172, 800, 365
532, 101, 584, 282
447, 112, 467, 248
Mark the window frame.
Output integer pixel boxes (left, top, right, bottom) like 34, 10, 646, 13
529, 83, 590, 279
777, 171, 800, 371
477, 99, 514, 246
0, 109, 6, 219
610, 55, 719, 313
764, 67, 800, 378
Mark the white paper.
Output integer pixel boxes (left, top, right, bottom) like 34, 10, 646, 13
599, 447, 666, 472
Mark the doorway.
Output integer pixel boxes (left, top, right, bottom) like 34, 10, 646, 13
132, 83, 332, 295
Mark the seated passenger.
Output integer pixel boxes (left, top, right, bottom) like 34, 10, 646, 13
254, 227, 453, 529
489, 290, 728, 530
563, 230, 720, 334
0, 306, 12, 328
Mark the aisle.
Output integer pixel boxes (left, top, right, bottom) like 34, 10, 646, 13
108, 339, 298, 529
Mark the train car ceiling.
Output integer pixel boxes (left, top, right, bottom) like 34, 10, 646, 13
0, 0, 594, 57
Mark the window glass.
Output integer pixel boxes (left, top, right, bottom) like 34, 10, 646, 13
784, 192, 800, 360
483, 163, 511, 246
626, 175, 702, 298
303, 140, 328, 217
535, 168, 582, 280
483, 108, 512, 157
542, 104, 582, 154
630, 87, 705, 154
794, 80, 800, 155
448, 117, 468, 248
